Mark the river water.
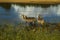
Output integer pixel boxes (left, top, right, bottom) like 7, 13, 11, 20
0, 4, 60, 24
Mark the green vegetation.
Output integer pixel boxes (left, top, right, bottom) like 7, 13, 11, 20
0, 24, 60, 40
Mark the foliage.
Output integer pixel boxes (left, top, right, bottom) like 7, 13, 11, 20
0, 24, 60, 40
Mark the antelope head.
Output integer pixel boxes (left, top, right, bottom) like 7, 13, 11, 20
21, 15, 27, 19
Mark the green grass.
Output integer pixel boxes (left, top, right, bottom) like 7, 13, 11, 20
0, 24, 60, 40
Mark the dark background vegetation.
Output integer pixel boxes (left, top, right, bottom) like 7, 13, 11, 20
0, 3, 59, 10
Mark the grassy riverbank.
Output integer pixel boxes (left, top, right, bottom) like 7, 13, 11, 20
0, 24, 60, 40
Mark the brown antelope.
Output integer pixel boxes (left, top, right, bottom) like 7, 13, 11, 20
37, 15, 45, 25
21, 14, 37, 31
21, 15, 36, 23
37, 15, 45, 32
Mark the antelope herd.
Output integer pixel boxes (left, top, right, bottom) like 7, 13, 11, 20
21, 14, 60, 32
22, 14, 45, 26
21, 14, 45, 31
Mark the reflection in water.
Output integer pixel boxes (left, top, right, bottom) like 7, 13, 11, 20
0, 4, 60, 24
